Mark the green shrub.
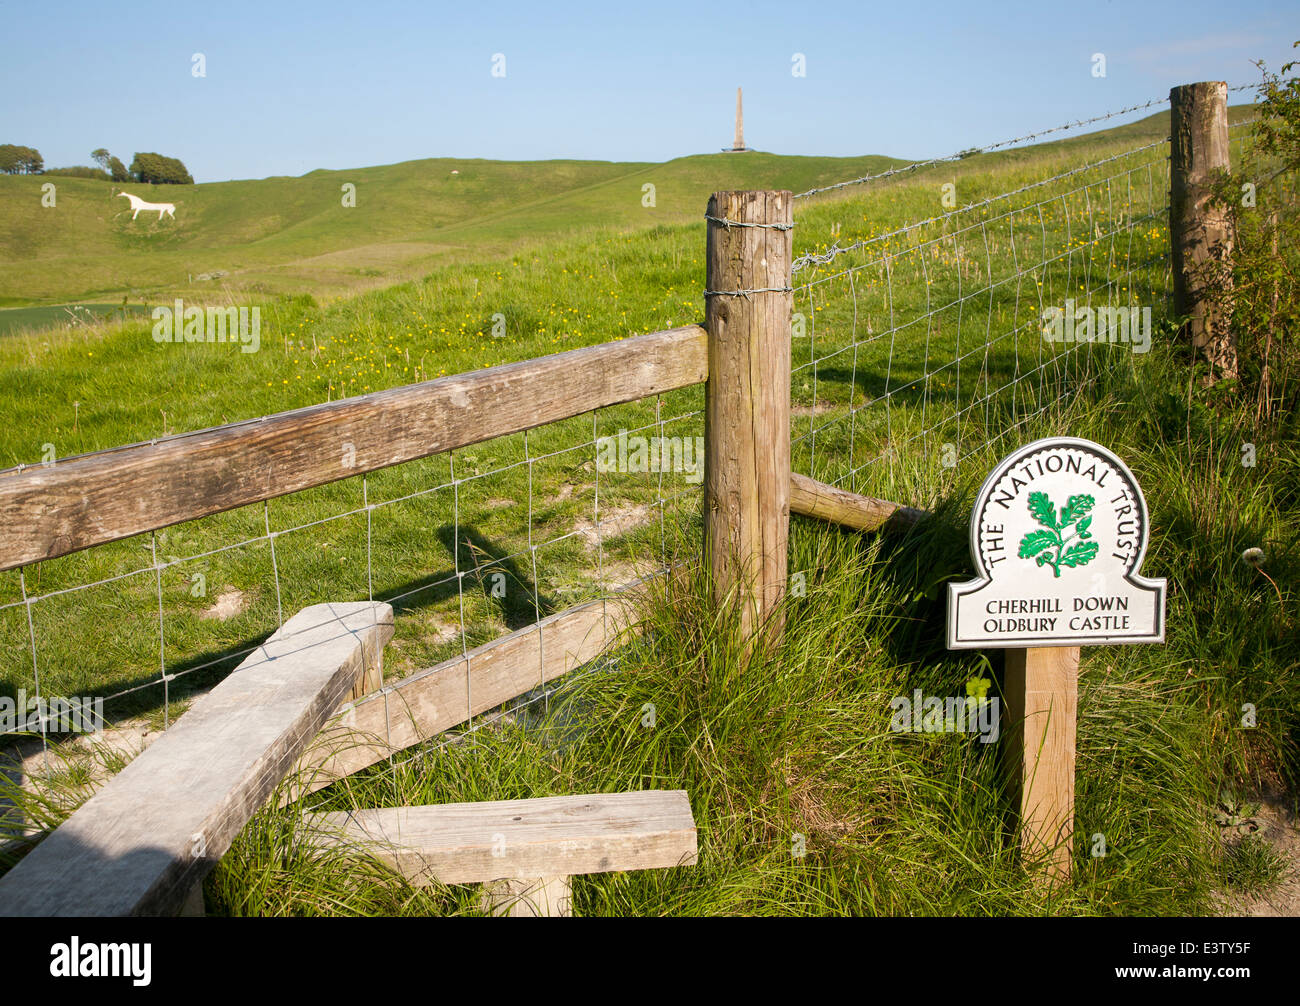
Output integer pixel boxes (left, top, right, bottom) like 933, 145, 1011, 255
43, 166, 111, 180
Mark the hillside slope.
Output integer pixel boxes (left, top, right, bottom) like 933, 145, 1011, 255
0, 104, 1251, 313
0, 152, 903, 307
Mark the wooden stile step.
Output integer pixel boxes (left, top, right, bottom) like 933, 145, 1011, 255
302, 790, 697, 892
0, 600, 393, 916
292, 594, 639, 798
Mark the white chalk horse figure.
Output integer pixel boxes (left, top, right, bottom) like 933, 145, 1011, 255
116, 191, 176, 221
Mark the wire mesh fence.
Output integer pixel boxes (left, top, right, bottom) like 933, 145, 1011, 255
780, 95, 1260, 589
0, 86, 1264, 834
0, 385, 705, 797
790, 139, 1172, 494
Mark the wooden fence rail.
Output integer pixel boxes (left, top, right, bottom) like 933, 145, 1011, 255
0, 325, 707, 571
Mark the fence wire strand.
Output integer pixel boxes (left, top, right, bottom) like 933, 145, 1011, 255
0, 90, 1266, 890
789, 136, 1178, 499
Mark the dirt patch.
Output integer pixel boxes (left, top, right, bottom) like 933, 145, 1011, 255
201, 587, 248, 621
9, 721, 159, 786
573, 503, 651, 551
1213, 792, 1300, 916
399, 610, 463, 648
588, 558, 667, 593
427, 614, 464, 645
792, 402, 843, 417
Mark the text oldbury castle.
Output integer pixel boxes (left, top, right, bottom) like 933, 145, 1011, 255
948, 438, 1167, 648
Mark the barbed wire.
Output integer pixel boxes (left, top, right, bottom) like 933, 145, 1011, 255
794, 82, 1261, 203
793, 96, 1173, 201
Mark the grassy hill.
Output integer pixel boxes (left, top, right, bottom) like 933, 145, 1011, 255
1, 103, 1245, 317
0, 151, 906, 310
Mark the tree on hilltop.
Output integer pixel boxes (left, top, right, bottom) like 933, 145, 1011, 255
129, 152, 194, 185
0, 144, 44, 174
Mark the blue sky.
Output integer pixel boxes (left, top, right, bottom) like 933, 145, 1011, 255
2, 0, 1293, 182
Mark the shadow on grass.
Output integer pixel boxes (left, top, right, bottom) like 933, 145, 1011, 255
0, 523, 555, 738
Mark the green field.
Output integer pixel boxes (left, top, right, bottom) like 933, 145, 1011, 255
0, 303, 148, 337
1, 101, 1295, 916
0, 105, 1233, 314
0, 151, 911, 310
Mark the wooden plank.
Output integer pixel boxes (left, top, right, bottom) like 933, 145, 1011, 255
704, 191, 792, 646
1003, 645, 1079, 887
482, 876, 572, 917
0, 600, 393, 916
0, 325, 707, 571
291, 594, 638, 798
302, 790, 697, 885
1170, 81, 1237, 380
789, 473, 927, 533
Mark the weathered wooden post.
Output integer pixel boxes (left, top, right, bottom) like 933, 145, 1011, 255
481, 876, 572, 917
949, 438, 1166, 886
703, 191, 793, 648
1170, 81, 1237, 381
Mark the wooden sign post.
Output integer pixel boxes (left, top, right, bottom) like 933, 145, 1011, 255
1001, 645, 1079, 885
948, 438, 1166, 885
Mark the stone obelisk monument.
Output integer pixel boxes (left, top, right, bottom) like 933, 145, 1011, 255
724, 87, 750, 152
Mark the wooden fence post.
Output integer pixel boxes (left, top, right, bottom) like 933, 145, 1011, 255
1004, 645, 1079, 887
1170, 80, 1237, 381
704, 191, 793, 648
